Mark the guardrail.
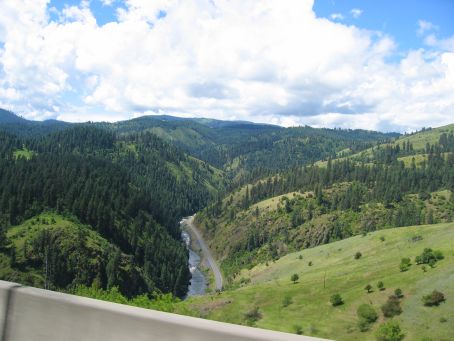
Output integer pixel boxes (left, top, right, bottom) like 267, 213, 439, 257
0, 281, 330, 341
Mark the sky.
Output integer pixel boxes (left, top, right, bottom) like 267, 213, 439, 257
0, 0, 453, 132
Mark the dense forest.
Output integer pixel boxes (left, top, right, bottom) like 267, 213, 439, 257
2, 109, 447, 301
0, 123, 224, 298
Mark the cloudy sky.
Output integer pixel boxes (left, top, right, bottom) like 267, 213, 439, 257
0, 0, 453, 132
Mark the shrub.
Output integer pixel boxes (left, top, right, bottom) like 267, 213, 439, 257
355, 251, 362, 259
415, 248, 444, 266
293, 325, 303, 335
308, 261, 313, 266
244, 307, 262, 325
377, 281, 385, 291
422, 290, 446, 306
330, 293, 344, 306
394, 288, 403, 298
365, 284, 373, 293
380, 236, 385, 242
399, 258, 411, 272
291, 273, 299, 284
375, 320, 405, 341
357, 304, 378, 323
440, 317, 447, 323
381, 296, 402, 317
358, 318, 370, 332
282, 295, 293, 307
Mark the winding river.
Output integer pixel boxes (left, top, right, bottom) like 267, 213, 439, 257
181, 227, 207, 296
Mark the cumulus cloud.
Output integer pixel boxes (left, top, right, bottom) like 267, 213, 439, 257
350, 8, 363, 19
0, 0, 453, 132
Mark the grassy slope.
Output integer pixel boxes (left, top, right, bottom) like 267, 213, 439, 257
315, 123, 454, 168
1, 212, 110, 287
396, 124, 454, 150
181, 223, 454, 341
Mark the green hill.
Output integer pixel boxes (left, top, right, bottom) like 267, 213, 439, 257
1, 213, 120, 291
181, 222, 454, 340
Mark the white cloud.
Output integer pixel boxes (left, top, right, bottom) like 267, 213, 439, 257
417, 20, 438, 35
330, 13, 344, 21
100, 0, 115, 6
350, 8, 363, 19
424, 34, 454, 52
0, 0, 453, 132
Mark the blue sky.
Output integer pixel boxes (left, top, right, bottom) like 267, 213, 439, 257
314, 0, 454, 53
0, 0, 454, 131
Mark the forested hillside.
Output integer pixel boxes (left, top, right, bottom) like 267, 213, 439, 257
0, 122, 224, 298
195, 127, 454, 280
0, 109, 71, 137
13, 109, 454, 303
95, 115, 397, 187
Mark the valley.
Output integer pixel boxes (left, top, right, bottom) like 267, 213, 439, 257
1, 109, 453, 340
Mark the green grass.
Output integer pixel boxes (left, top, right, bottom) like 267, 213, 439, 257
396, 124, 454, 151
13, 146, 35, 160
181, 223, 454, 340
2, 212, 110, 287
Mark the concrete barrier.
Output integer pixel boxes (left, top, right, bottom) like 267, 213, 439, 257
0, 281, 330, 341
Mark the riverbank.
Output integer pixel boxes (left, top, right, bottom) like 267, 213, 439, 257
181, 216, 223, 293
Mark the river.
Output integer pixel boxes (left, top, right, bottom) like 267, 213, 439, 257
181, 229, 207, 297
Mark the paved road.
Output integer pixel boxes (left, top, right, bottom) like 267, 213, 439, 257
183, 215, 223, 291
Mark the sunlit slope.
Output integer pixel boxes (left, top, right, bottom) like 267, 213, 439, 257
183, 223, 454, 341
316, 123, 454, 168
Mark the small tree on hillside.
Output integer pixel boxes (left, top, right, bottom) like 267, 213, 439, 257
375, 320, 405, 341
330, 293, 344, 306
365, 284, 373, 293
399, 258, 411, 272
381, 296, 402, 317
394, 288, 403, 299
282, 295, 293, 307
377, 281, 385, 291
422, 290, 446, 306
291, 273, 299, 284
355, 251, 362, 260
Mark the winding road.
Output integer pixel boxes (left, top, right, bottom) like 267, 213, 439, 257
183, 215, 223, 291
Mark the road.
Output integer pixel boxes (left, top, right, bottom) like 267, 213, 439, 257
183, 215, 223, 291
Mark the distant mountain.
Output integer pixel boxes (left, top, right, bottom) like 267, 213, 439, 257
0, 108, 27, 124
0, 108, 400, 188
0, 109, 71, 137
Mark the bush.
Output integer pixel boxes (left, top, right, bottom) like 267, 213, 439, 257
308, 261, 313, 266
365, 284, 373, 293
358, 318, 370, 332
244, 307, 262, 325
377, 281, 385, 291
282, 295, 293, 307
415, 248, 444, 266
293, 325, 303, 335
375, 320, 405, 341
291, 273, 299, 284
355, 251, 362, 259
330, 293, 344, 306
381, 296, 402, 317
422, 290, 446, 306
357, 304, 378, 323
394, 288, 403, 299
380, 236, 385, 242
399, 258, 411, 272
